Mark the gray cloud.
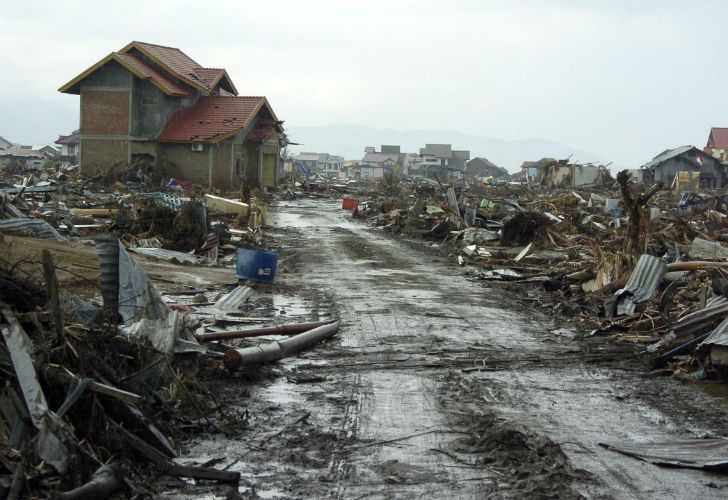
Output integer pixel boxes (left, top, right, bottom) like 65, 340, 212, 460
1, 0, 725, 166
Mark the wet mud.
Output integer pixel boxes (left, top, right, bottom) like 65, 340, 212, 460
167, 198, 728, 499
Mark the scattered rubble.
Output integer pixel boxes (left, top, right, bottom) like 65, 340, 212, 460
338, 169, 728, 385
0, 167, 340, 497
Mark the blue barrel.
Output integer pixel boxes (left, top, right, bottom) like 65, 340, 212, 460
235, 248, 278, 283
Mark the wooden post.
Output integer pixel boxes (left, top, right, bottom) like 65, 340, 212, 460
41, 250, 63, 344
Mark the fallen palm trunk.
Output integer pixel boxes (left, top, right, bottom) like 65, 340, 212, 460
56, 464, 121, 500
196, 318, 338, 342
224, 320, 340, 370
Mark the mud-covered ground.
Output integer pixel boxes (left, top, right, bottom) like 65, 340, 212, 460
166, 198, 728, 499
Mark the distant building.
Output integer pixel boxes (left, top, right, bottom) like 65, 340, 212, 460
466, 157, 508, 179
416, 144, 470, 180
35, 145, 60, 158
317, 153, 344, 178
0, 136, 13, 152
56, 131, 81, 168
360, 165, 384, 179
293, 152, 321, 173
362, 147, 399, 171
0, 147, 45, 168
362, 152, 397, 169
342, 160, 361, 179
705, 127, 728, 161
519, 158, 557, 182
641, 146, 725, 188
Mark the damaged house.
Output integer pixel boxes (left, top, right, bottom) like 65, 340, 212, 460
641, 146, 725, 189
705, 127, 728, 161
59, 41, 284, 189
466, 157, 508, 180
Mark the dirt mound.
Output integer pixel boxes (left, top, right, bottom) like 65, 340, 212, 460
501, 211, 552, 246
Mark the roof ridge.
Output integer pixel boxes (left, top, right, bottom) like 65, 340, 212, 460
203, 95, 264, 99
133, 41, 182, 51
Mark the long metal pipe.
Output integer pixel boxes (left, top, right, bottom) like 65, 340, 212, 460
196, 318, 338, 342
224, 320, 340, 370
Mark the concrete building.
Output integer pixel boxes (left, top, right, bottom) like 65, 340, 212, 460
59, 41, 284, 189
293, 153, 320, 174
417, 144, 470, 179
641, 146, 725, 189
318, 154, 344, 178
360, 165, 384, 179
55, 131, 80, 168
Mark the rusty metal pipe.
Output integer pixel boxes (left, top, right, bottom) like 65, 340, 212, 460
224, 320, 340, 371
196, 318, 338, 342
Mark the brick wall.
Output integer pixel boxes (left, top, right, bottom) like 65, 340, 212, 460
80, 139, 128, 175
81, 90, 130, 135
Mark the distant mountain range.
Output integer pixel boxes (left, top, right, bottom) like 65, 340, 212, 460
286, 124, 605, 173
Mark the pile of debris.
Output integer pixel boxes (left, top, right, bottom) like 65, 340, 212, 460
0, 240, 241, 498
0, 228, 341, 497
0, 163, 270, 266
346, 170, 728, 382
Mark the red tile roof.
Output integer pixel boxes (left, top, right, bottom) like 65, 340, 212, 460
134, 42, 203, 82
125, 42, 237, 94
191, 67, 224, 88
708, 127, 728, 149
157, 96, 266, 143
60, 41, 238, 96
117, 53, 191, 96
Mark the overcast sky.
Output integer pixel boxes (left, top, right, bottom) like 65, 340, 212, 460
1, 0, 726, 166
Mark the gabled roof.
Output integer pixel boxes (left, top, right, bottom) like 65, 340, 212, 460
157, 96, 279, 143
641, 145, 711, 170
59, 52, 193, 96
469, 157, 498, 168
121, 42, 238, 95
55, 133, 80, 145
0, 147, 44, 159
362, 152, 398, 164
59, 41, 238, 96
708, 127, 728, 149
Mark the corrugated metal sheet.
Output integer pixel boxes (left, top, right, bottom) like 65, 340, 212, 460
214, 285, 254, 312
131, 247, 199, 264
673, 302, 728, 343
614, 254, 667, 315
600, 438, 728, 469
699, 317, 728, 348
0, 218, 65, 240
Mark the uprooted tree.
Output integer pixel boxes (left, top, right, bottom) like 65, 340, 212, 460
616, 170, 663, 263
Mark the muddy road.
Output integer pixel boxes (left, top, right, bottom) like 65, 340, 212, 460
177, 199, 728, 499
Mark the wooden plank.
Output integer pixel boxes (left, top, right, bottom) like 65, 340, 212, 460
111, 421, 240, 483
46, 365, 143, 406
